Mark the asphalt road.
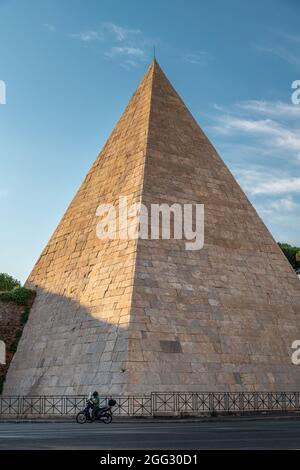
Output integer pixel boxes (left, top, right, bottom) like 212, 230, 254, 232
0, 418, 300, 450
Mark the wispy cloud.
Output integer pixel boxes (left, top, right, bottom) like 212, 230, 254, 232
277, 30, 300, 43
254, 178, 300, 196
44, 23, 56, 32
269, 196, 298, 211
235, 166, 300, 196
105, 46, 145, 59
208, 96, 300, 234
68, 21, 151, 68
231, 165, 300, 245
256, 29, 300, 68
256, 44, 300, 67
68, 30, 102, 41
252, 197, 299, 242
68, 22, 141, 44
254, 196, 298, 218
213, 115, 300, 160
183, 51, 212, 66
104, 46, 146, 69
237, 100, 300, 119
103, 22, 141, 41
210, 98, 300, 162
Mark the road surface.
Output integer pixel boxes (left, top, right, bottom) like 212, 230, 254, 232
0, 418, 299, 449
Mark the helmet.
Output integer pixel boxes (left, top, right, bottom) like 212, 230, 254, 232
92, 391, 98, 397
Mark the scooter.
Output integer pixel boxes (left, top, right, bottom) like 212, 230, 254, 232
76, 398, 116, 424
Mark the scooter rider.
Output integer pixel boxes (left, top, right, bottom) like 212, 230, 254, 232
90, 391, 100, 421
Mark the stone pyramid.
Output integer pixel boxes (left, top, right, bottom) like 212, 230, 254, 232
4, 60, 300, 396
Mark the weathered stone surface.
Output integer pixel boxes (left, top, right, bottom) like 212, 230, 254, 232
0, 295, 35, 392
4, 60, 300, 396
0, 300, 25, 388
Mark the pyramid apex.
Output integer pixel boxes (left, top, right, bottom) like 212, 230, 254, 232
147, 56, 162, 70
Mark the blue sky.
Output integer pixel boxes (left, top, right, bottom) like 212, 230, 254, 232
0, 0, 299, 283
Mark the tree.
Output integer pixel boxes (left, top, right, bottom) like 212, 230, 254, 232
0, 273, 20, 292
278, 243, 300, 269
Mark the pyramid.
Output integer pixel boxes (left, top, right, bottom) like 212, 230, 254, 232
4, 60, 300, 396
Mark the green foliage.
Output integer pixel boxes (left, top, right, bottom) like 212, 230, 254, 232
0, 287, 33, 305
0, 376, 4, 395
0, 280, 35, 395
9, 329, 23, 353
278, 243, 300, 269
10, 287, 33, 305
21, 306, 30, 325
0, 291, 12, 302
0, 273, 20, 292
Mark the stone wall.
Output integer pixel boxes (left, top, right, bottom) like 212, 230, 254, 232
0, 296, 34, 393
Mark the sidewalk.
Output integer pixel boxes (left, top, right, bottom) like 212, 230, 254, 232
2, 412, 300, 423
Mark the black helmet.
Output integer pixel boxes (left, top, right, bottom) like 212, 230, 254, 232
92, 391, 98, 397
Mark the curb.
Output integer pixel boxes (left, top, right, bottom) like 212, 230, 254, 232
2, 413, 300, 424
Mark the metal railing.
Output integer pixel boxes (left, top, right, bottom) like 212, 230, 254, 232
0, 392, 299, 417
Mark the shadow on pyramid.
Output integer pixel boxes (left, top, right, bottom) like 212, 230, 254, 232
4, 60, 300, 396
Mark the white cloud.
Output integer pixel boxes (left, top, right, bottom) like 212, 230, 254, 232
103, 22, 141, 42
105, 46, 145, 59
237, 100, 300, 119
251, 178, 300, 196
235, 167, 300, 196
69, 23, 141, 43
210, 88, 300, 242
44, 23, 56, 32
256, 44, 300, 68
269, 196, 298, 211
68, 30, 102, 41
211, 111, 300, 161
68, 21, 150, 68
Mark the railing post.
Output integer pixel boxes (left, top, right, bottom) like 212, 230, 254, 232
151, 392, 156, 416
282, 392, 286, 412
224, 392, 229, 412
295, 391, 299, 411
209, 393, 214, 413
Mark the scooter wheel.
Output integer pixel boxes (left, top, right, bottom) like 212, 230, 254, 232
101, 413, 112, 424
76, 412, 87, 424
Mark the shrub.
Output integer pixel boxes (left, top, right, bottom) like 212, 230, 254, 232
278, 243, 300, 269
21, 306, 30, 325
10, 287, 33, 305
9, 329, 23, 353
0, 291, 13, 302
0, 273, 20, 292
0, 287, 34, 306
0, 376, 4, 395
